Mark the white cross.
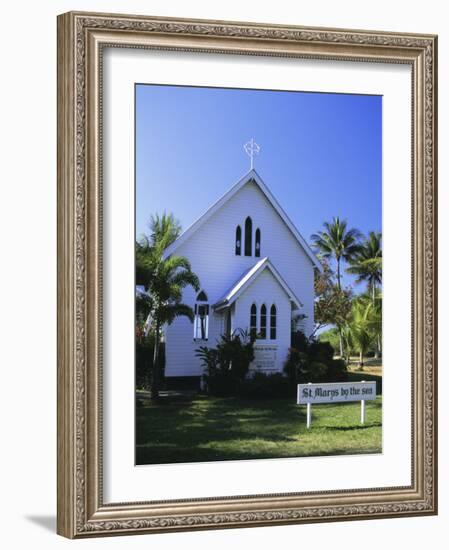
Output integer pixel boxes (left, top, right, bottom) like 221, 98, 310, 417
243, 138, 260, 170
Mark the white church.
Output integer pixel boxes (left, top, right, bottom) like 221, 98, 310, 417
162, 147, 322, 384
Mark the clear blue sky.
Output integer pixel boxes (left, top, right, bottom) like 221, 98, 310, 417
135, 84, 382, 290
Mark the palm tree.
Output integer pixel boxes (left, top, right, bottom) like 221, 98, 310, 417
311, 217, 362, 289
311, 218, 361, 358
348, 298, 375, 369
347, 231, 382, 303
136, 214, 200, 399
147, 212, 182, 249
362, 288, 382, 359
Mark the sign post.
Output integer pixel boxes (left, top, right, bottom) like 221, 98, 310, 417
360, 381, 366, 424
297, 381, 376, 429
306, 382, 312, 428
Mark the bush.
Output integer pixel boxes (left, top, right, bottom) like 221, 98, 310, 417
308, 341, 334, 364
205, 371, 239, 397
308, 361, 328, 381
196, 329, 255, 397
318, 327, 341, 352
284, 331, 348, 384
291, 330, 309, 350
327, 358, 349, 382
284, 347, 308, 382
238, 372, 292, 399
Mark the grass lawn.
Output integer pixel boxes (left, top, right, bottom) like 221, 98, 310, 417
136, 394, 382, 465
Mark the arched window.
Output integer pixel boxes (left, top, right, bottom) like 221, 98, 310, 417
194, 291, 209, 340
255, 228, 261, 257
235, 225, 242, 255
270, 304, 277, 340
250, 303, 257, 338
260, 304, 267, 339
244, 217, 252, 256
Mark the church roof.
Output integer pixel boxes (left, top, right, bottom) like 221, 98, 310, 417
162, 169, 323, 271
213, 257, 303, 311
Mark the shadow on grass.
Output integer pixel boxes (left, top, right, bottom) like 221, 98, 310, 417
319, 422, 382, 431
136, 394, 382, 465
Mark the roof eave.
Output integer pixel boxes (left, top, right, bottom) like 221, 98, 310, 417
162, 170, 323, 271
212, 258, 304, 312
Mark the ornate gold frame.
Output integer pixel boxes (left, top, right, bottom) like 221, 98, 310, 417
57, 11, 438, 538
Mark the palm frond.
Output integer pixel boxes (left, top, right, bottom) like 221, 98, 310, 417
162, 303, 195, 324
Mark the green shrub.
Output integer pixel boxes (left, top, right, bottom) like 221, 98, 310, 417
283, 347, 308, 383
291, 330, 309, 350
318, 327, 341, 351
205, 371, 238, 397
327, 358, 349, 382
284, 331, 348, 384
196, 329, 255, 396
308, 361, 328, 381
308, 341, 334, 363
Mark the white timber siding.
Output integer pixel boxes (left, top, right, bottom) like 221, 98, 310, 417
233, 269, 291, 373
164, 179, 315, 378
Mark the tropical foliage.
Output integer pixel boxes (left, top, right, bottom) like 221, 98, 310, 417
284, 331, 348, 384
319, 290, 382, 367
311, 217, 362, 289
313, 259, 353, 352
347, 231, 382, 303
195, 329, 256, 396
311, 219, 382, 362
347, 298, 375, 367
136, 213, 200, 398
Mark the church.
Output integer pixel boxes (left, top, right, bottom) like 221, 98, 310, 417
162, 162, 322, 383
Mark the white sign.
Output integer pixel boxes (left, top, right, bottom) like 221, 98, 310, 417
253, 345, 277, 370
297, 382, 377, 404
297, 381, 377, 428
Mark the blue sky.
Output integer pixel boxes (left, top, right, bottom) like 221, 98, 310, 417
135, 84, 382, 290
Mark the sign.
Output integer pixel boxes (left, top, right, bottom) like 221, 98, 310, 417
297, 381, 377, 428
297, 381, 377, 404
253, 345, 277, 370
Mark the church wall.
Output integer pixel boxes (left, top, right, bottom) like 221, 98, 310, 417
164, 309, 224, 377
233, 269, 291, 373
164, 179, 315, 378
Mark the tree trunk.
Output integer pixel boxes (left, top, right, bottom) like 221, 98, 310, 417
151, 321, 161, 399
339, 330, 344, 358
337, 259, 341, 290
359, 350, 364, 370
372, 283, 381, 359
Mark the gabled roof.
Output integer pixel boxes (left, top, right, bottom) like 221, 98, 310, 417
162, 169, 323, 271
213, 257, 303, 311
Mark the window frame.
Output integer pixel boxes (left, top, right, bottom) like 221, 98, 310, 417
260, 303, 267, 339
244, 216, 252, 256
235, 225, 242, 255
270, 303, 277, 340
255, 228, 261, 257
193, 291, 209, 341
250, 303, 257, 338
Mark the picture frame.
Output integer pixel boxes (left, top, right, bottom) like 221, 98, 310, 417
57, 11, 438, 538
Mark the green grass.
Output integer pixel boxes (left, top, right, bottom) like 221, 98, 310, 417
136, 395, 382, 465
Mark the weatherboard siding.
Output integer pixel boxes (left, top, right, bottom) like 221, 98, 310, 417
233, 269, 291, 373
164, 180, 315, 378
